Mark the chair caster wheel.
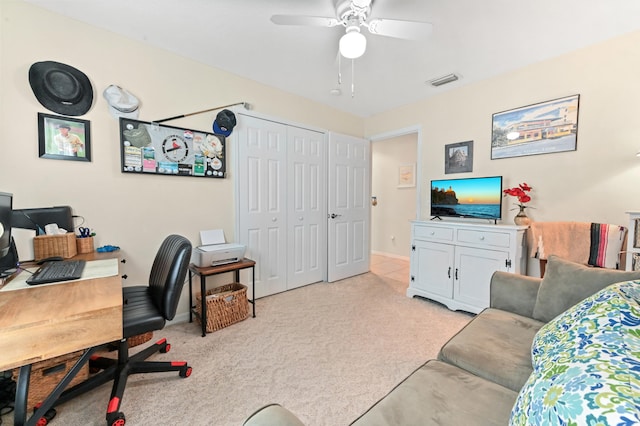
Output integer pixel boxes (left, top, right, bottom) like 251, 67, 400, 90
108, 412, 126, 426
34, 407, 56, 426
180, 366, 192, 378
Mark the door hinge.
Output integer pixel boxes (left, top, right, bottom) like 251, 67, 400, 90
505, 259, 512, 268
410, 275, 415, 282
411, 245, 415, 251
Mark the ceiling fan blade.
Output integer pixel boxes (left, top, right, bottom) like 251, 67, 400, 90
271, 15, 341, 28
366, 18, 433, 40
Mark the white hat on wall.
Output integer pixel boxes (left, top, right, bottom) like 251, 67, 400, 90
103, 85, 140, 119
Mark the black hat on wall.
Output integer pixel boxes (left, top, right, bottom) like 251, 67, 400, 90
213, 109, 237, 137
28, 61, 94, 116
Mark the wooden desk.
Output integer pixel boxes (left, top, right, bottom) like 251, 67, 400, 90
0, 252, 122, 425
188, 258, 256, 337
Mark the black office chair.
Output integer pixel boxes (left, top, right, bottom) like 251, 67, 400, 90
57, 234, 193, 426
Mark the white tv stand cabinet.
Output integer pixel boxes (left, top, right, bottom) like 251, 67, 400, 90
408, 220, 528, 314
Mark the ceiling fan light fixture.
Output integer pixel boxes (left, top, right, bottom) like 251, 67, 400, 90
339, 27, 367, 59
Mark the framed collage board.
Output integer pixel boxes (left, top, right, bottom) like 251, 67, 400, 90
119, 118, 226, 178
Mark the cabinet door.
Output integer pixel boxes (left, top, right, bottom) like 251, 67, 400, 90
454, 246, 508, 309
411, 240, 454, 298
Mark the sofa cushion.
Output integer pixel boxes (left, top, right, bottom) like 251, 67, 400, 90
438, 308, 544, 392
351, 360, 518, 426
510, 281, 640, 425
532, 254, 640, 322
243, 404, 306, 426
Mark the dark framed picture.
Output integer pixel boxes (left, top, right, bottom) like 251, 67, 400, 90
491, 94, 580, 160
38, 113, 91, 162
445, 140, 473, 174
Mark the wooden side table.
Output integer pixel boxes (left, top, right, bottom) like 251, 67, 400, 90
188, 258, 256, 337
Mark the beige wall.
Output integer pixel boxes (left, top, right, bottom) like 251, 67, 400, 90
0, 2, 363, 318
371, 134, 417, 258
365, 31, 640, 228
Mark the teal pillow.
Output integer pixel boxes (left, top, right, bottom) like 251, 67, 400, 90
510, 281, 640, 425
532, 255, 640, 322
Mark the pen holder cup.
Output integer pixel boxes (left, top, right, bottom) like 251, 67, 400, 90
76, 236, 95, 254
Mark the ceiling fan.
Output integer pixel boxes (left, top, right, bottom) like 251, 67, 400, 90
271, 0, 433, 59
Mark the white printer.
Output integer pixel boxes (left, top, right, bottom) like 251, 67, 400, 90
192, 229, 246, 267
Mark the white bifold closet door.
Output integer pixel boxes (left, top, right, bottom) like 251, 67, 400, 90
236, 115, 326, 298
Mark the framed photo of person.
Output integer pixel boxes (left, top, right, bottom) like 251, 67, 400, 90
38, 113, 91, 162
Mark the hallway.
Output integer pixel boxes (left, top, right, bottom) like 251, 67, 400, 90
370, 254, 410, 283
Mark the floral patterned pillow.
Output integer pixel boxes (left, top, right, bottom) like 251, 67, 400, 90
510, 281, 640, 425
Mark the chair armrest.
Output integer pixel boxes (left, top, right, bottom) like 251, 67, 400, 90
243, 404, 306, 426
490, 271, 542, 318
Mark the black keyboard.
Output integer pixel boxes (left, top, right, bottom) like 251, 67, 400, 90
26, 260, 86, 285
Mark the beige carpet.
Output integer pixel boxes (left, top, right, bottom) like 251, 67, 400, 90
5, 273, 471, 426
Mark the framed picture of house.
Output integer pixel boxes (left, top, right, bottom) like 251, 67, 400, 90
38, 113, 91, 162
445, 141, 473, 174
491, 94, 580, 160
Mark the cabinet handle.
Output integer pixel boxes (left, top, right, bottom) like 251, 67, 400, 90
455, 268, 458, 280
479, 236, 485, 240
447, 267, 451, 278
430, 231, 435, 235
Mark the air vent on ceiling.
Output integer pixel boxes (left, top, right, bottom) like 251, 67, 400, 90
427, 73, 459, 87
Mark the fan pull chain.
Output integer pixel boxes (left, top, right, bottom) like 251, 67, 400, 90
351, 59, 355, 98
338, 54, 342, 85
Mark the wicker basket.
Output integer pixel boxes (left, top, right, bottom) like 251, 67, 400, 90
196, 283, 249, 333
12, 350, 89, 410
128, 331, 153, 347
33, 233, 77, 260
76, 236, 94, 254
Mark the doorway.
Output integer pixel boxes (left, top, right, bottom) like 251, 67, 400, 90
369, 127, 420, 264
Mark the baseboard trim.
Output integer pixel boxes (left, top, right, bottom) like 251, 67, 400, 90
371, 251, 410, 262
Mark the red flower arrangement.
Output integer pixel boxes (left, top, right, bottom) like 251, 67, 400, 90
503, 183, 533, 209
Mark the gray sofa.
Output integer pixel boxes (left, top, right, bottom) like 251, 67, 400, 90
244, 255, 640, 425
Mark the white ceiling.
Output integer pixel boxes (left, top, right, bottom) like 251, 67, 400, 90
21, 0, 640, 117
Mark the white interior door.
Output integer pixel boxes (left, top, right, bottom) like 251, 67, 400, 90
237, 116, 288, 298
287, 126, 326, 289
327, 132, 371, 282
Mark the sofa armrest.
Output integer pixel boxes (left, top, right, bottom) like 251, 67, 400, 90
243, 404, 306, 426
490, 271, 541, 318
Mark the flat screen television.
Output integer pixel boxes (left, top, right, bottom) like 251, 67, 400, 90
431, 176, 503, 221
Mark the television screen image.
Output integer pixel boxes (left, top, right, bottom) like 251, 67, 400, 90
431, 176, 503, 220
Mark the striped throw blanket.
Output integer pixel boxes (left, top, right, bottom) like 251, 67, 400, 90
588, 223, 626, 268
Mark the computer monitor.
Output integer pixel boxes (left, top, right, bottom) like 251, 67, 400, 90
11, 206, 74, 234
0, 192, 16, 277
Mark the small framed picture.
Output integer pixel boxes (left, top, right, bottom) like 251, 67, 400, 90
38, 113, 91, 162
397, 163, 416, 188
445, 141, 473, 174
